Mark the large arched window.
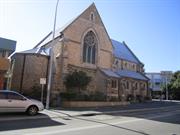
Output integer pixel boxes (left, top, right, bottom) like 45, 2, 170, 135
83, 31, 97, 64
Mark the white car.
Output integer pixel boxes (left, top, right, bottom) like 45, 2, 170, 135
0, 90, 44, 115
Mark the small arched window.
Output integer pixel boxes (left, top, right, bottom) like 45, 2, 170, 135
125, 62, 127, 69
126, 81, 129, 89
135, 82, 138, 90
83, 31, 97, 64
132, 64, 135, 70
114, 59, 118, 65
143, 83, 146, 90
90, 12, 95, 22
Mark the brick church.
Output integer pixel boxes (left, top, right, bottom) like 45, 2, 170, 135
11, 3, 149, 105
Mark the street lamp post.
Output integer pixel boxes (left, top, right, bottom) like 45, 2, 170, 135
46, 0, 59, 109
165, 77, 168, 100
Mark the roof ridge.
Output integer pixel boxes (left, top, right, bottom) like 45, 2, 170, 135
122, 41, 142, 65
116, 69, 148, 81
33, 31, 52, 49
111, 39, 141, 64
32, 3, 96, 49
60, 2, 95, 33
139, 71, 150, 80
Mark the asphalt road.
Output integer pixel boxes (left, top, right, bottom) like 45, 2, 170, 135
0, 101, 180, 135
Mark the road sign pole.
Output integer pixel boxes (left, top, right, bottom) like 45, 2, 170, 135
40, 78, 46, 103
41, 84, 44, 103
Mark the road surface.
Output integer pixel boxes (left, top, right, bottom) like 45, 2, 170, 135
0, 101, 180, 135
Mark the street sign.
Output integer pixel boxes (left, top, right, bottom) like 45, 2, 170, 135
40, 78, 46, 85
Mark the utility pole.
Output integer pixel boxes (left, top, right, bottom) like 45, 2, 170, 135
166, 76, 168, 100
46, 0, 59, 109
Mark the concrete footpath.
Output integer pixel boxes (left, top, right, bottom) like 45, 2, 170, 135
0, 100, 180, 122
47, 100, 180, 117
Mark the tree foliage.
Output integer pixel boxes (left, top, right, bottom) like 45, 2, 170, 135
64, 71, 91, 92
163, 71, 180, 100
171, 71, 180, 89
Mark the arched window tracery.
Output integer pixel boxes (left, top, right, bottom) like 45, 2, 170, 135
83, 31, 97, 64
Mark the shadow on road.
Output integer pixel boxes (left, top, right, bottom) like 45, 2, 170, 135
0, 112, 65, 131
109, 107, 180, 125
74, 116, 150, 135
69, 101, 180, 135
56, 101, 180, 125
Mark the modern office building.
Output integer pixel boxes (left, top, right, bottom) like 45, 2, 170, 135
146, 71, 173, 98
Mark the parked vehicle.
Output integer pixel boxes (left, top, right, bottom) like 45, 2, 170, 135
0, 90, 44, 115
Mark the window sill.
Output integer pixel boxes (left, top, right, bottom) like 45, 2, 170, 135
82, 63, 96, 69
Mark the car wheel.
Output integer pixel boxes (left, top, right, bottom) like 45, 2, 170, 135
27, 106, 38, 116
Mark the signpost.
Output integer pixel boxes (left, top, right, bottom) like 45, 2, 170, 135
40, 78, 46, 103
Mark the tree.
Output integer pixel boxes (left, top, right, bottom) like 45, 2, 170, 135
171, 71, 180, 89
170, 71, 180, 100
64, 71, 91, 93
163, 71, 180, 100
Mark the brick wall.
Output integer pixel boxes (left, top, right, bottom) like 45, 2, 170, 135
63, 4, 113, 70
11, 53, 49, 95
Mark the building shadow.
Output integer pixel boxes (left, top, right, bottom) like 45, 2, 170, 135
0, 112, 65, 131
74, 116, 150, 135
70, 105, 180, 135
55, 101, 180, 125
106, 105, 180, 125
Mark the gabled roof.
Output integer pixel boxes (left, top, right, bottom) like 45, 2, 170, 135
34, 3, 97, 49
16, 4, 101, 56
111, 39, 141, 64
16, 3, 143, 69
100, 68, 148, 81
100, 68, 119, 78
17, 47, 50, 56
116, 70, 149, 81
33, 17, 76, 49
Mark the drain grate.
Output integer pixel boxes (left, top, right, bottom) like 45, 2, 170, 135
80, 113, 97, 117
62, 117, 71, 120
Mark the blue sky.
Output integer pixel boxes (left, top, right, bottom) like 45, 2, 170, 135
0, 0, 179, 72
